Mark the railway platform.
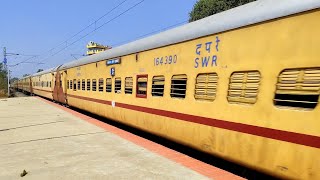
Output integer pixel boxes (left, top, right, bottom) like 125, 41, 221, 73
0, 97, 244, 180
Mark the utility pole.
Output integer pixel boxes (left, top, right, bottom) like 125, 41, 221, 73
3, 47, 9, 97
3, 47, 21, 97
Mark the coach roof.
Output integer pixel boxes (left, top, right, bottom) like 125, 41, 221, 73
56, 0, 320, 70
32, 67, 56, 76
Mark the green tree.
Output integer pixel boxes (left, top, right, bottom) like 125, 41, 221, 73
23, 74, 31, 77
0, 63, 8, 95
189, 0, 256, 22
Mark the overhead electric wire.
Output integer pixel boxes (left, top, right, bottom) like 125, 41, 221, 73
49, 0, 145, 57
36, 0, 129, 62
62, 19, 188, 60
8, 55, 39, 67
45, 0, 129, 55
37, 0, 145, 64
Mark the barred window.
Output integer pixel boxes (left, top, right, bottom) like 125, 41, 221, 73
82, 79, 85, 91
73, 79, 77, 91
125, 77, 133, 94
92, 79, 97, 91
171, 75, 187, 98
99, 78, 104, 92
106, 78, 112, 92
87, 79, 91, 91
115, 78, 121, 93
77, 79, 80, 90
195, 73, 218, 101
137, 76, 148, 98
227, 71, 261, 104
274, 68, 320, 109
69, 80, 72, 89
152, 76, 165, 97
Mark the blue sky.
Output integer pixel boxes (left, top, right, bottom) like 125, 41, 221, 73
0, 0, 197, 78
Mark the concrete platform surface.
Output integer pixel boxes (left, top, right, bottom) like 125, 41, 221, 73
0, 97, 244, 180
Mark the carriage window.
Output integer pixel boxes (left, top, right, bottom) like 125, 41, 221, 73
50, 81, 51, 88
274, 68, 320, 109
69, 80, 72, 89
82, 79, 85, 91
115, 78, 121, 93
137, 75, 148, 98
152, 76, 165, 97
73, 79, 77, 91
106, 78, 112, 92
67, 80, 69, 89
77, 79, 80, 90
87, 79, 91, 91
195, 73, 218, 101
99, 78, 104, 92
92, 79, 97, 91
125, 77, 133, 94
227, 71, 260, 104
171, 74, 187, 98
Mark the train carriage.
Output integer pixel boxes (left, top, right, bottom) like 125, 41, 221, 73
19, 76, 32, 94
26, 1, 320, 179
32, 68, 56, 99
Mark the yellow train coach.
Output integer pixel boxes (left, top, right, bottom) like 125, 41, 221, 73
16, 76, 32, 94
22, 1, 320, 179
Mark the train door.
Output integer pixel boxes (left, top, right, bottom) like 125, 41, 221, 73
53, 68, 66, 104
51, 73, 55, 100
29, 77, 33, 95
62, 70, 68, 104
